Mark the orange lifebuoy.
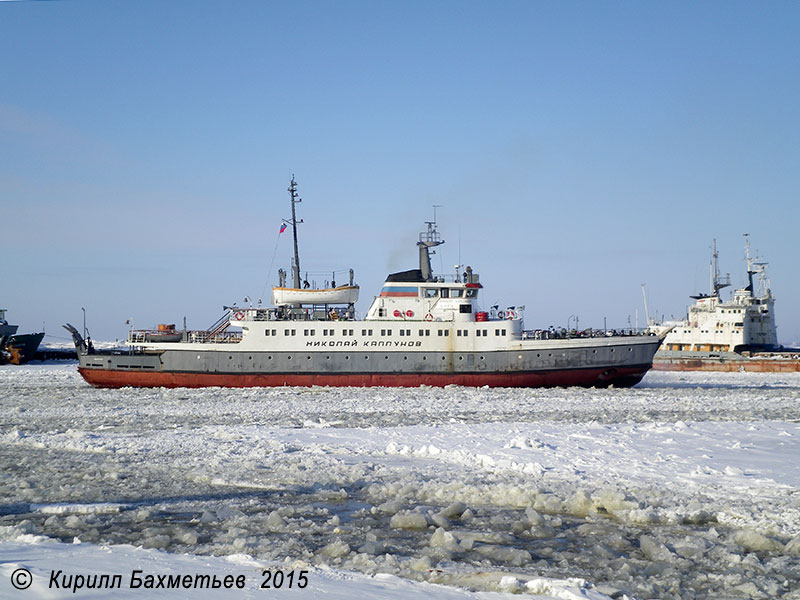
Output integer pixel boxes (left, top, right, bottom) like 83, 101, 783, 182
424, 313, 433, 322
233, 311, 245, 321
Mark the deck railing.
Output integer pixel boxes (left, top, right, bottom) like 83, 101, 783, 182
522, 328, 656, 340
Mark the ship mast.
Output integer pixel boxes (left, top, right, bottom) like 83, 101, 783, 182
744, 233, 756, 292
288, 176, 303, 290
744, 233, 770, 298
711, 238, 730, 298
418, 206, 444, 282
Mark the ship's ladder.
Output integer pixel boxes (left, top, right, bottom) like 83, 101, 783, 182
206, 313, 232, 338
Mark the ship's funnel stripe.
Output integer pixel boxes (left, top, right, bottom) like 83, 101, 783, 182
380, 286, 419, 297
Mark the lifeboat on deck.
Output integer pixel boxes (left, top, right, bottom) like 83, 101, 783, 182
272, 285, 360, 306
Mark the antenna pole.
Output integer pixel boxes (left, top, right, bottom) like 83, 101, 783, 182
711, 239, 718, 297
288, 176, 303, 290
744, 232, 755, 292
641, 283, 650, 326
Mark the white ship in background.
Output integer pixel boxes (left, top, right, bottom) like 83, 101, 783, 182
653, 235, 800, 372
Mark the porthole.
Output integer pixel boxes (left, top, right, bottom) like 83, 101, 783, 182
459, 356, 463, 361
629, 348, 633, 352
404, 356, 408, 360
287, 356, 292, 360
326, 355, 331, 360
441, 356, 446, 360
365, 356, 370, 360
592, 350, 597, 354
345, 356, 350, 360
480, 356, 485, 360
384, 355, 389, 360
423, 356, 427, 361
307, 356, 311, 360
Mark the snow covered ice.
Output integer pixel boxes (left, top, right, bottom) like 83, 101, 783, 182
2, 364, 800, 599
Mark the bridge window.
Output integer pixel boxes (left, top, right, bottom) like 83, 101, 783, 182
424, 289, 438, 298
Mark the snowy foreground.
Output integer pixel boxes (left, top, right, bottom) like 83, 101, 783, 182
1, 365, 800, 599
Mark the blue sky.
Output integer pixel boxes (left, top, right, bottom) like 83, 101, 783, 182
2, 0, 799, 344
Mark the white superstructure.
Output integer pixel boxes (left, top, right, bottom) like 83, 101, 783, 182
661, 236, 778, 353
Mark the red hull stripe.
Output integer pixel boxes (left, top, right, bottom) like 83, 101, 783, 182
78, 365, 651, 389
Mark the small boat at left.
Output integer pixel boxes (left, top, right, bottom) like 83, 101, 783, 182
0, 309, 45, 365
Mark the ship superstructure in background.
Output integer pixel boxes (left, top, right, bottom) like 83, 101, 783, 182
653, 236, 800, 372
0, 309, 45, 365
66, 179, 663, 389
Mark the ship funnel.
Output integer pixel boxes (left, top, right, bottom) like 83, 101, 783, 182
417, 219, 444, 281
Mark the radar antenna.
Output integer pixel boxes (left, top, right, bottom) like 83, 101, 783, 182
417, 205, 444, 282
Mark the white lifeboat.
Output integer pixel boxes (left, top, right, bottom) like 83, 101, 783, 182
272, 285, 360, 306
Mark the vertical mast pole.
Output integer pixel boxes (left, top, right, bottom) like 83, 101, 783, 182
711, 238, 718, 297
288, 176, 302, 289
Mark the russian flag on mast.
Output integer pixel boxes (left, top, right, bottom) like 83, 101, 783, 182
279, 222, 288, 234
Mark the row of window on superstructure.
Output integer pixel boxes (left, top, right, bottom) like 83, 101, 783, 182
265, 327, 506, 337
423, 288, 478, 298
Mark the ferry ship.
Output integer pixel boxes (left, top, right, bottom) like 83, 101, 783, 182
65, 179, 663, 388
653, 236, 800, 372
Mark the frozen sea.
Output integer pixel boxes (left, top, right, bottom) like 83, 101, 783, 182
1, 364, 799, 599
